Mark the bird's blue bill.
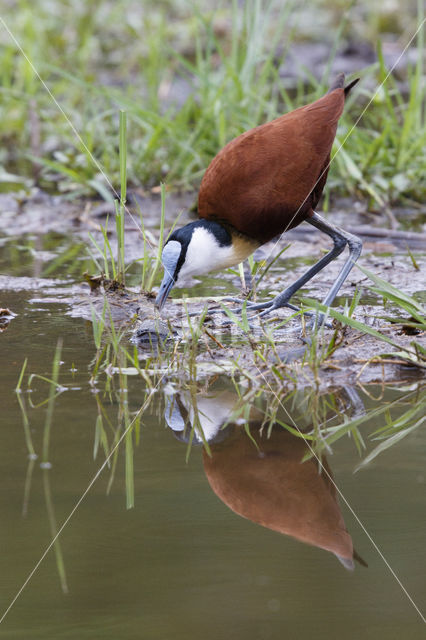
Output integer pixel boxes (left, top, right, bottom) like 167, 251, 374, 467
155, 240, 182, 311
155, 273, 175, 310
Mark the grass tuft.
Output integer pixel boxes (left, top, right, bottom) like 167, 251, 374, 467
0, 1, 423, 209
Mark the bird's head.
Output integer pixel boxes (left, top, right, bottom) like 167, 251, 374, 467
155, 219, 252, 311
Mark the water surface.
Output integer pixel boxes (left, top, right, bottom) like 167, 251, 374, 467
0, 241, 425, 639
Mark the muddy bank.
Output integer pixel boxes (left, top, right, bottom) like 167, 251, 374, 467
0, 189, 425, 388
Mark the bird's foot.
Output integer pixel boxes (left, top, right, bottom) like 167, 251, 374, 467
184, 295, 305, 317
252, 300, 332, 330
210, 297, 273, 314
181, 296, 332, 330
252, 296, 311, 320
219, 297, 303, 315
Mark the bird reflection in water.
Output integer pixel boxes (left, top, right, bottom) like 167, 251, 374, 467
165, 386, 367, 571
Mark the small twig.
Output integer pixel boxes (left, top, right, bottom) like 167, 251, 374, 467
203, 328, 225, 349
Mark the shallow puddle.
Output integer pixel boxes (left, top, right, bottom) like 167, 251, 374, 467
1, 270, 425, 638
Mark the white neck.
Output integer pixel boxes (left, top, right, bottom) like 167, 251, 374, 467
176, 227, 255, 287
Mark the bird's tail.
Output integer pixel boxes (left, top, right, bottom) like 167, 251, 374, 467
329, 72, 360, 97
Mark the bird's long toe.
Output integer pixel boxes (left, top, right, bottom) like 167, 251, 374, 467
244, 300, 274, 312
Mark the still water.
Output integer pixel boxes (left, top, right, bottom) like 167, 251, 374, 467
1, 271, 425, 638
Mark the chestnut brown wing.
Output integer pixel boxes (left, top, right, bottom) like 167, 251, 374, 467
198, 89, 345, 244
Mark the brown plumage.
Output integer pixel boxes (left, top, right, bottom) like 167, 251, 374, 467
198, 73, 358, 244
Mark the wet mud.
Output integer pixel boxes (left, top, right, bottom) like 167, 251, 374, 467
1, 189, 425, 388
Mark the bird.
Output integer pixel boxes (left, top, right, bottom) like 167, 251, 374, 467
155, 73, 362, 323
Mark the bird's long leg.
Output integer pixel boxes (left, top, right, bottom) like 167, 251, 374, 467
312, 214, 363, 306
254, 211, 362, 320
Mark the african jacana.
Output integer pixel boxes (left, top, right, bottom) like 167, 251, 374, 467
156, 73, 362, 322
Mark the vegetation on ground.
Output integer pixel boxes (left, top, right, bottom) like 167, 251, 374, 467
0, 0, 424, 208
